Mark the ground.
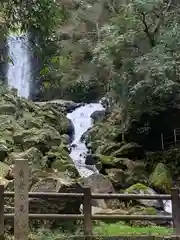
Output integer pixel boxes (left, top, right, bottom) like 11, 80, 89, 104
23, 222, 172, 239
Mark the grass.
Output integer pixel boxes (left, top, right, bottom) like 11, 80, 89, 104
93, 222, 173, 236
26, 222, 173, 239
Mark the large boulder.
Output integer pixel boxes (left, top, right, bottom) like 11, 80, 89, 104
90, 110, 106, 122
111, 142, 145, 159
0, 104, 16, 115
13, 127, 61, 152
125, 183, 164, 210
47, 145, 79, 178
150, 163, 172, 193
7, 147, 44, 169
96, 142, 124, 155
81, 173, 120, 209
104, 160, 148, 189
29, 173, 83, 216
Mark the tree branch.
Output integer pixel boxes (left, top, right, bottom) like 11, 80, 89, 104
140, 0, 172, 47
140, 12, 155, 47
153, 0, 172, 35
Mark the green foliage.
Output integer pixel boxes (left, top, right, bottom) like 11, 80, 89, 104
2, 0, 60, 37
91, 0, 180, 142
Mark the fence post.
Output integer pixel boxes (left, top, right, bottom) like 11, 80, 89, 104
0, 185, 4, 240
161, 133, 164, 151
171, 188, 180, 235
174, 129, 177, 147
83, 187, 92, 239
14, 159, 29, 240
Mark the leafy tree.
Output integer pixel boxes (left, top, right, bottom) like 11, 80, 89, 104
92, 0, 180, 149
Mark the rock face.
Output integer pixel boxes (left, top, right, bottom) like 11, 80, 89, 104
0, 86, 80, 227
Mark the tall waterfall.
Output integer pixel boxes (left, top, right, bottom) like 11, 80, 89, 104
7, 34, 31, 98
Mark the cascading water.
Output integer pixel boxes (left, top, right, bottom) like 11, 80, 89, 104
7, 34, 30, 98
67, 103, 105, 178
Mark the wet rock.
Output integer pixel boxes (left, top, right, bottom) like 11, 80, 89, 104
90, 110, 106, 122
66, 118, 74, 139
85, 154, 99, 165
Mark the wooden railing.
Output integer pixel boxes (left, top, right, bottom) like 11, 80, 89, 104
1, 159, 180, 239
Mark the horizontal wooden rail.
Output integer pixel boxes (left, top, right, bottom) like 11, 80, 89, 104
3, 214, 173, 221
3, 192, 171, 200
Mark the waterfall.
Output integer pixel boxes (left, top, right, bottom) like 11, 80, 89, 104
67, 103, 105, 178
7, 34, 31, 98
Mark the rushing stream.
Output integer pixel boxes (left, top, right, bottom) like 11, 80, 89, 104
67, 103, 105, 178
6, 36, 172, 214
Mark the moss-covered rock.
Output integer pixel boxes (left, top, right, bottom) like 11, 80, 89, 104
0, 104, 16, 115
125, 183, 164, 209
29, 173, 83, 228
47, 145, 79, 178
150, 163, 172, 193
13, 127, 61, 152
111, 142, 145, 159
128, 206, 169, 227
104, 160, 148, 189
146, 149, 180, 177
96, 142, 124, 155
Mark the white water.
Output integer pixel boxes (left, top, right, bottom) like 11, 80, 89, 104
7, 34, 30, 98
163, 200, 172, 214
67, 103, 105, 178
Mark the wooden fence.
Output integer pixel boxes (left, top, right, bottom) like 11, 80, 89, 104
1, 159, 180, 240
161, 128, 180, 150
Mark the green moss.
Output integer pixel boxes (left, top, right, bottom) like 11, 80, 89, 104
142, 207, 157, 215
97, 154, 116, 166
150, 163, 172, 193
125, 183, 149, 194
